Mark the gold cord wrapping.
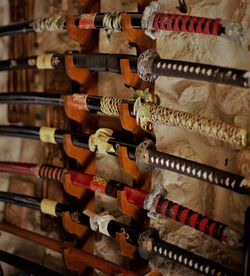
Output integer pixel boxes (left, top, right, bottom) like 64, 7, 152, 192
100, 97, 123, 116
149, 105, 248, 149
88, 128, 116, 154
134, 100, 248, 149
40, 199, 57, 216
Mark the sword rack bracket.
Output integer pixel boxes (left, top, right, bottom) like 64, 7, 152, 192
118, 102, 141, 134
66, 14, 99, 52
117, 145, 142, 182
64, 94, 88, 123
62, 211, 91, 240
64, 172, 93, 200
63, 134, 94, 166
115, 230, 138, 259
117, 190, 144, 219
121, 13, 155, 54
65, 54, 93, 87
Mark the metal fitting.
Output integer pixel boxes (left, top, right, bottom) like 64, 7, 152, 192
221, 20, 243, 41
141, 1, 162, 39
135, 139, 155, 172
138, 228, 160, 260
144, 184, 168, 219
137, 49, 160, 82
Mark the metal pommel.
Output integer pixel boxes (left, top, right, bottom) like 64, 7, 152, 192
135, 139, 155, 172
138, 228, 159, 260
137, 49, 160, 82
221, 20, 243, 41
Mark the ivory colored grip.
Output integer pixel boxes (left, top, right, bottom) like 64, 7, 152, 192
150, 105, 248, 149
39, 127, 57, 144
40, 199, 57, 216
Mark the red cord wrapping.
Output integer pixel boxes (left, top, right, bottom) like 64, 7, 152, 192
155, 197, 227, 241
153, 13, 221, 35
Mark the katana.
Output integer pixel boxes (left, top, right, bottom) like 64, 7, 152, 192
0, 2, 243, 40
0, 160, 244, 248
0, 191, 240, 276
0, 51, 249, 88
0, 125, 248, 196
0, 92, 248, 149
0, 250, 62, 276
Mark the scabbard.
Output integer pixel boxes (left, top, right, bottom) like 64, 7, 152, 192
0, 250, 62, 276
0, 20, 34, 37
0, 54, 65, 71
0, 92, 64, 106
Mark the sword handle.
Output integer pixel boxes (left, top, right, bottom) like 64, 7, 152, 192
153, 13, 222, 36
155, 196, 227, 241
147, 149, 248, 194
149, 105, 248, 149
152, 57, 249, 88
139, 229, 239, 276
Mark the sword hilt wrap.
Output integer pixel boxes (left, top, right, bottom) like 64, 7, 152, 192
137, 49, 250, 88
143, 184, 241, 247
135, 140, 250, 194
148, 104, 248, 149
142, 1, 243, 40
138, 228, 238, 276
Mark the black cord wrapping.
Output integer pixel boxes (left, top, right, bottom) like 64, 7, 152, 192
152, 58, 249, 88
147, 149, 248, 194
152, 239, 239, 276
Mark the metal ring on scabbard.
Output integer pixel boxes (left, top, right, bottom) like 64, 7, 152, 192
137, 49, 160, 82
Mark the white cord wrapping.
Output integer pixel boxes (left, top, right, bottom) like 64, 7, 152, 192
83, 210, 114, 236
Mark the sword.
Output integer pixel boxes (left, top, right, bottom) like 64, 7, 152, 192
0, 191, 240, 276
0, 125, 248, 196
0, 2, 242, 40
0, 51, 249, 88
0, 160, 244, 247
0, 92, 247, 149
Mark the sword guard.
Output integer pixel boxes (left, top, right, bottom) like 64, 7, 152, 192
137, 49, 159, 82
138, 228, 160, 260
135, 139, 155, 172
143, 184, 168, 219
